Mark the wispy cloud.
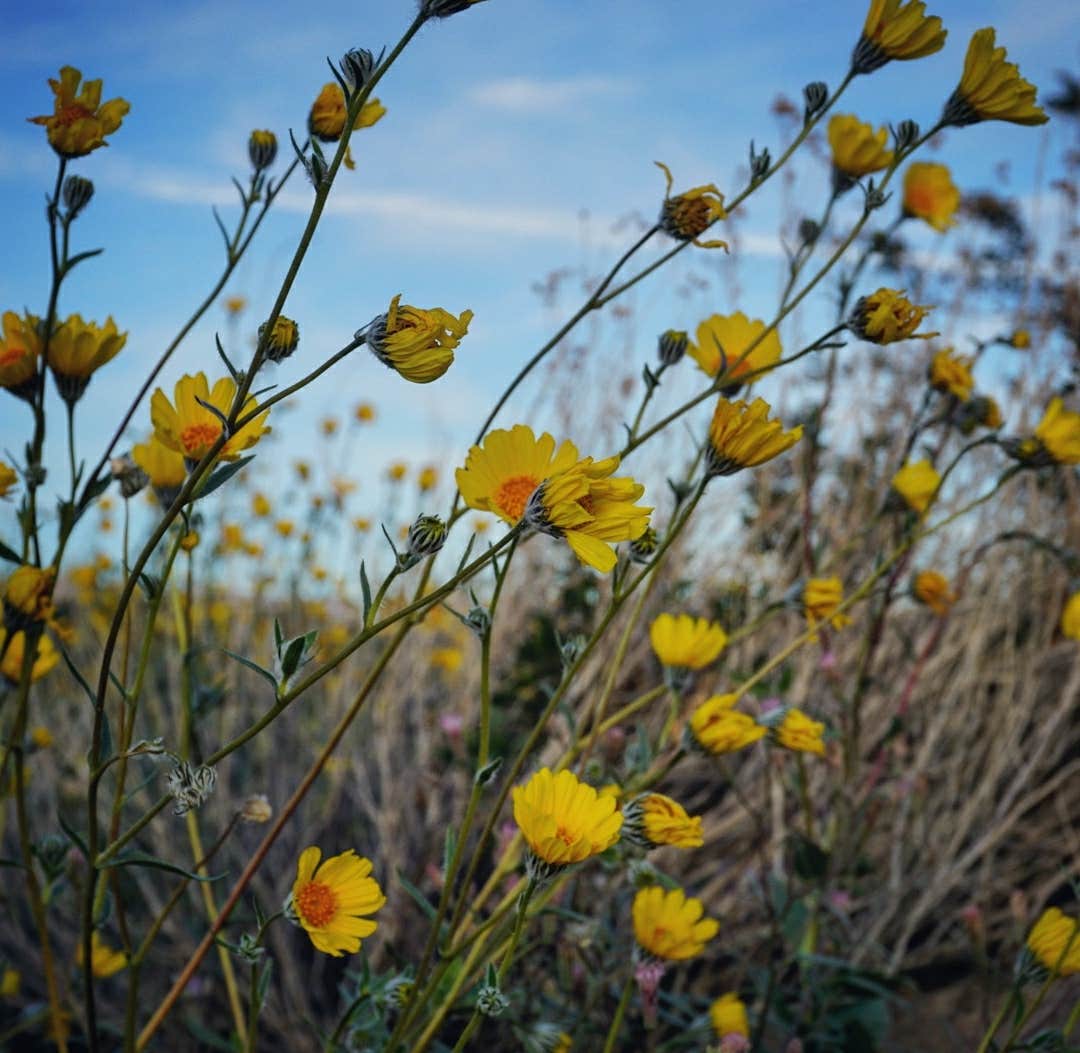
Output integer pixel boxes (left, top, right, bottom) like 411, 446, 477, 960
466, 75, 636, 113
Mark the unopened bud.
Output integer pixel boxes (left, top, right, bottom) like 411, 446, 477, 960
657, 329, 688, 367
629, 525, 659, 564
892, 119, 920, 152
259, 316, 300, 363
110, 454, 149, 499
803, 82, 828, 124
63, 174, 95, 217
339, 48, 378, 91
749, 141, 771, 182
404, 514, 448, 564
248, 130, 278, 171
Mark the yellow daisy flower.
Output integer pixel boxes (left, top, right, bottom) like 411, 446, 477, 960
1033, 398, 1080, 465
365, 295, 472, 384
654, 162, 728, 249
622, 793, 704, 850
706, 396, 803, 477
632, 886, 718, 961
710, 992, 750, 1038
689, 694, 767, 755
3, 565, 56, 627
47, 314, 127, 404
132, 436, 186, 503
891, 459, 941, 514
902, 162, 960, 232
0, 311, 43, 402
943, 29, 1048, 127
852, 0, 946, 75
77, 932, 127, 978
289, 847, 386, 957
804, 577, 852, 631
1026, 908, 1080, 976
0, 461, 18, 500
828, 114, 893, 188
1061, 593, 1080, 641
308, 84, 386, 170
912, 570, 956, 616
775, 708, 827, 756
929, 348, 974, 401
28, 66, 130, 158
650, 613, 728, 670
0, 629, 59, 684
687, 312, 782, 387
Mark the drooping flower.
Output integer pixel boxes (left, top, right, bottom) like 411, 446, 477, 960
77, 933, 126, 978
0, 311, 43, 402
804, 577, 852, 631
622, 793, 704, 850
1026, 908, 1080, 977
850, 288, 936, 344
705, 397, 803, 477
687, 312, 782, 387
650, 613, 728, 671
775, 708, 827, 756
913, 570, 956, 616
632, 886, 718, 961
851, 0, 947, 75
150, 372, 270, 466
1060, 593, 1080, 641
308, 83, 386, 169
0, 462, 17, 500
3, 565, 56, 630
891, 459, 941, 514
47, 314, 127, 404
0, 629, 59, 684
1032, 399, 1080, 465
688, 694, 767, 755
248, 129, 278, 171
942, 29, 1048, 127
132, 436, 187, 505
710, 993, 750, 1038
655, 162, 727, 249
902, 162, 960, 231
28, 66, 130, 158
524, 455, 651, 573
929, 348, 975, 401
288, 847, 386, 957
828, 115, 894, 190
512, 767, 623, 871
364, 295, 471, 383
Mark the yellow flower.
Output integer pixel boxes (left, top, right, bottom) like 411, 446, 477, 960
295, 460, 311, 481
632, 886, 718, 961
524, 454, 651, 573
275, 520, 295, 538
290, 847, 386, 957
1, 967, 19, 998
710, 992, 750, 1038
308, 84, 386, 170
321, 416, 339, 437
775, 708, 826, 756
431, 647, 463, 673
828, 115, 894, 187
943, 29, 1048, 127
353, 517, 372, 532
623, 793, 704, 850
132, 437, 186, 498
48, 314, 127, 403
252, 492, 271, 517
180, 530, 200, 552
355, 401, 376, 423
552, 1034, 572, 1053
225, 295, 247, 315
76, 932, 126, 978
1026, 908, 1080, 976
687, 312, 782, 386
387, 462, 408, 482
0, 311, 42, 400
30, 726, 53, 749
852, 0, 947, 74
150, 372, 270, 464
512, 767, 623, 869
456, 425, 580, 524
0, 462, 17, 500
418, 465, 439, 492
3, 565, 56, 626
689, 695, 767, 755
913, 570, 956, 616
850, 288, 936, 344
1011, 329, 1031, 350
655, 162, 728, 249
706, 396, 803, 477
366, 294, 472, 383
28, 66, 130, 158
891, 459, 941, 514
1060, 593, 1080, 640
649, 613, 728, 670
248, 129, 277, 170
804, 577, 852, 631
929, 348, 974, 401
902, 162, 960, 232
1033, 399, 1080, 465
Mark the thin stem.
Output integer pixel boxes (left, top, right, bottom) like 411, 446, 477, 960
602, 974, 634, 1053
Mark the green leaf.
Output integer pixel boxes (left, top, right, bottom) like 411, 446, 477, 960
0, 538, 22, 564
396, 868, 437, 921
196, 455, 255, 502
58, 643, 100, 708
103, 852, 224, 883
474, 757, 502, 787
57, 811, 89, 858
65, 247, 105, 270
221, 649, 278, 690
359, 561, 372, 623
790, 832, 830, 883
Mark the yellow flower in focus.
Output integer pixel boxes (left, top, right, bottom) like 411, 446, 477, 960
1, 967, 19, 998
689, 695, 766, 755
290, 847, 386, 957
132, 437, 186, 499
0, 462, 18, 499
852, 0, 947, 74
4, 565, 56, 626
0, 311, 43, 401
1060, 593, 1080, 641
913, 570, 956, 616
30, 726, 53, 749
48, 314, 127, 403
804, 577, 852, 631
456, 425, 580, 524
891, 459, 941, 514
943, 29, 1048, 127
706, 396, 803, 477
1033, 399, 1080, 465
225, 295, 247, 316
902, 163, 960, 232
929, 348, 975, 401
418, 465, 439, 492
649, 613, 728, 670
687, 312, 782, 386
252, 492, 271, 517
512, 767, 622, 869
28, 66, 130, 158
77, 933, 126, 978
710, 992, 750, 1038
355, 401, 376, 423
850, 288, 936, 344
1027, 908, 1080, 976
776, 708, 826, 756
524, 454, 651, 573
623, 793, 704, 850
366, 294, 472, 384
828, 115, 893, 187
150, 372, 270, 464
632, 886, 718, 961
655, 162, 728, 249
261, 315, 299, 363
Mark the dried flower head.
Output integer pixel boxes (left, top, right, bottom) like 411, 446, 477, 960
655, 162, 728, 249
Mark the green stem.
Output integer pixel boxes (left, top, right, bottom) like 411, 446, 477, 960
602, 974, 635, 1053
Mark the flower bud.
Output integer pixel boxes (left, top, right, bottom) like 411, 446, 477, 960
749, 141, 771, 182
339, 48, 378, 91
110, 454, 149, 499
892, 119, 920, 152
629, 526, 659, 564
476, 984, 508, 1017
405, 514, 448, 564
258, 315, 300, 363
803, 81, 828, 124
657, 329, 688, 367
248, 130, 278, 171
63, 174, 95, 217
421, 0, 488, 18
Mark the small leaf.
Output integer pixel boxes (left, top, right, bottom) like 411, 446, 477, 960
396, 868, 437, 920
0, 538, 22, 564
790, 832, 829, 883
280, 635, 307, 680
215, 334, 241, 382
57, 811, 89, 859
103, 852, 224, 883
221, 649, 278, 690
273, 618, 284, 656
196, 455, 255, 502
65, 247, 105, 270
474, 757, 502, 787
59, 644, 100, 708
359, 561, 372, 622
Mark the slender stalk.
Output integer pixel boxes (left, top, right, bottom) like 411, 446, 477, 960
601, 974, 634, 1053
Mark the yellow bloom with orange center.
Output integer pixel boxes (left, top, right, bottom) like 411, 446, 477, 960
28, 66, 130, 158
943, 29, 1048, 127
913, 570, 956, 616
1033, 399, 1080, 465
649, 613, 728, 670
804, 577, 852, 630
0, 311, 43, 399
150, 372, 270, 464
366, 295, 472, 384
687, 312, 782, 386
1060, 594, 1080, 641
0, 629, 59, 684
850, 288, 936, 344
929, 348, 974, 401
512, 767, 622, 868
828, 115, 894, 184
289, 847, 386, 957
891, 459, 941, 514
903, 162, 960, 232
77, 932, 126, 978
3, 566, 56, 626
710, 992, 750, 1038
1026, 908, 1080, 976
632, 886, 718, 961
308, 84, 386, 169
655, 162, 728, 249
456, 425, 581, 525
48, 314, 127, 403
775, 708, 826, 756
706, 396, 803, 477
852, 0, 946, 74
623, 793, 704, 850
689, 694, 766, 755
0, 462, 17, 500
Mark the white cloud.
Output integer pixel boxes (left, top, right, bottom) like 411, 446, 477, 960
466, 75, 636, 113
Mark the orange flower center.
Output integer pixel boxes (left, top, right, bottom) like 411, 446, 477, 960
495, 474, 539, 521
295, 880, 338, 927
906, 185, 936, 215
0, 347, 28, 367
57, 103, 94, 127
555, 825, 577, 846
180, 421, 222, 456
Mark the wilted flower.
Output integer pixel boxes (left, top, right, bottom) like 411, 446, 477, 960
655, 162, 728, 249
28, 66, 130, 158
0, 311, 43, 402
1026, 908, 1080, 977
705, 396, 803, 477
913, 570, 956, 615
248, 130, 278, 170
47, 314, 127, 404
63, 174, 95, 217
850, 288, 936, 344
364, 295, 471, 383
633, 885, 718, 961
622, 793, 704, 850
942, 29, 1048, 127
775, 708, 826, 755
710, 992, 750, 1039
688, 695, 766, 755
1031, 398, 1080, 465
166, 761, 217, 815
902, 162, 960, 231
650, 613, 727, 671
259, 315, 300, 363
308, 83, 386, 169
851, 0, 946, 75
828, 114, 893, 190
110, 454, 148, 499
688, 312, 782, 388
929, 348, 974, 401
804, 577, 852, 631
891, 459, 941, 514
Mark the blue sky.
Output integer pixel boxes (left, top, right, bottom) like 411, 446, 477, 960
1, 0, 1075, 565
